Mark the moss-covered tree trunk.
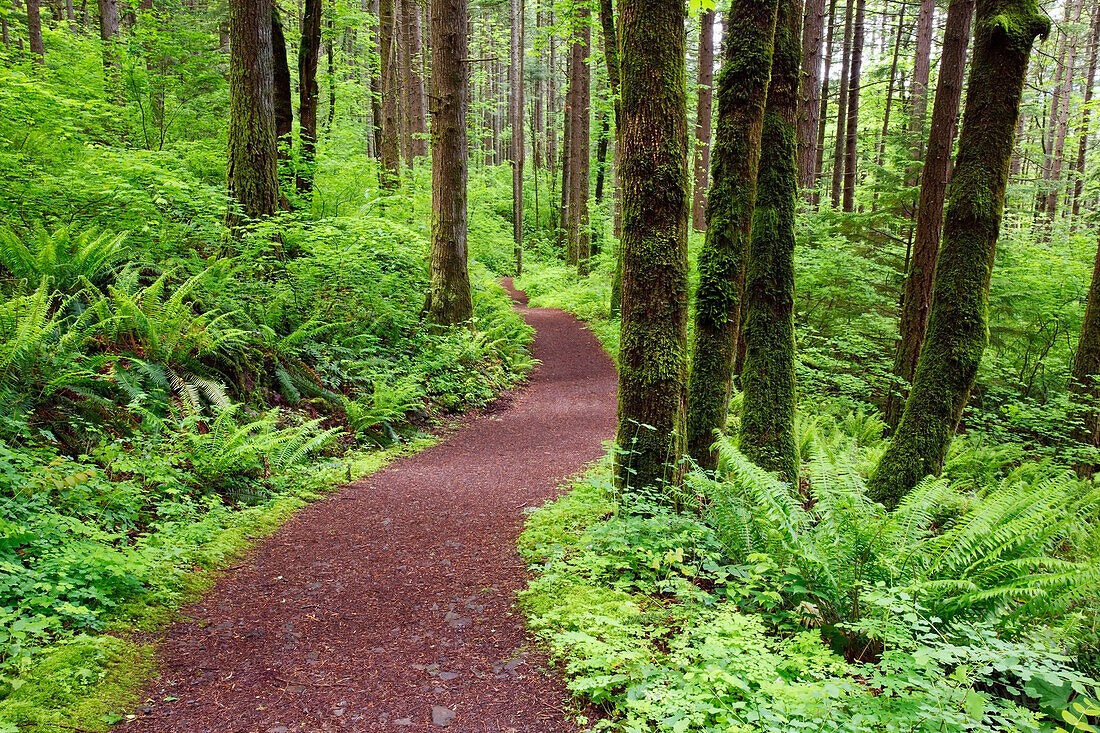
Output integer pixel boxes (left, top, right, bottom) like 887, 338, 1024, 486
885, 0, 973, 429
379, 0, 402, 190
685, 0, 779, 470
1069, 232, 1100, 475
737, 0, 802, 486
614, 0, 690, 492
425, 0, 472, 326
226, 0, 279, 230
867, 0, 1049, 508
297, 0, 321, 192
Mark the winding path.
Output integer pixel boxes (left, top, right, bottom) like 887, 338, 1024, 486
124, 281, 618, 733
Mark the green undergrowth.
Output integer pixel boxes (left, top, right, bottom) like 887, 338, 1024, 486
0, 438, 431, 733
519, 415, 1100, 733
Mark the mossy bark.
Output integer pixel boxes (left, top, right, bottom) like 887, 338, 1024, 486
737, 0, 802, 486
1069, 232, 1100, 474
425, 0, 473, 326
685, 0, 779, 470
614, 0, 690, 493
885, 0, 973, 429
867, 0, 1049, 508
226, 0, 279, 231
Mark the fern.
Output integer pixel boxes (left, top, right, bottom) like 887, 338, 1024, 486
0, 225, 124, 295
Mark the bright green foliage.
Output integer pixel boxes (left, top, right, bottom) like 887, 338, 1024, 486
0, 25, 535, 727
0, 226, 124, 295
520, 419, 1100, 732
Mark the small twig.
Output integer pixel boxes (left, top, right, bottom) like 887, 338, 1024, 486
461, 56, 499, 62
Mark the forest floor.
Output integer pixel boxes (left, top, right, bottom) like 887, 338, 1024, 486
119, 281, 617, 733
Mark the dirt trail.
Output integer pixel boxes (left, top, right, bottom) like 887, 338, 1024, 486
124, 280, 618, 733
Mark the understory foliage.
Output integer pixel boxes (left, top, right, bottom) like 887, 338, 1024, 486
521, 416, 1100, 732
0, 33, 533, 729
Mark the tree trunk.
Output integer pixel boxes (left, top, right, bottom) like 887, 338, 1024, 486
597, 0, 623, 312
907, 0, 934, 183
568, 9, 591, 274
595, 109, 610, 202
830, 0, 854, 208
297, 0, 321, 192
874, 3, 905, 171
1046, 0, 1085, 220
1073, 0, 1100, 220
369, 0, 383, 157
425, 0, 472, 325
325, 19, 336, 132
510, 0, 524, 274
1070, 232, 1100, 473
403, 0, 428, 158
559, 65, 573, 248
379, 0, 402, 189
1040, 0, 1076, 215
226, 0, 279, 229
885, 0, 973, 428
739, 0, 802, 485
272, 5, 293, 199
691, 9, 716, 232
98, 0, 119, 70
868, 0, 1048, 508
615, 0, 690, 493
841, 0, 863, 212
27, 0, 44, 62
686, 0, 779, 470
813, 0, 837, 204
797, 0, 826, 192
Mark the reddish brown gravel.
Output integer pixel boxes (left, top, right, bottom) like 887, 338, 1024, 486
123, 281, 617, 733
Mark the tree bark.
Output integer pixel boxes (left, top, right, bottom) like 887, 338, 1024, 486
272, 4, 293, 202
1040, 0, 1077, 215
868, 0, 1048, 508
297, 0, 321, 192
615, 0, 690, 493
403, 0, 428, 158
27, 0, 44, 62
568, 9, 591, 274
510, 0, 524, 274
739, 0, 803, 485
425, 0, 472, 325
1073, 0, 1100, 220
813, 0, 837, 204
686, 0, 779, 470
597, 0, 624, 312
797, 0, 826, 192
369, 0, 383, 157
99, 0, 119, 71
841, 0, 863, 212
1046, 0, 1085, 220
874, 3, 905, 172
379, 0, 402, 189
226, 0, 279, 229
691, 9, 716, 232
907, 0, 934, 183
830, 0, 853, 208
885, 0, 973, 428
1070, 232, 1100, 473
